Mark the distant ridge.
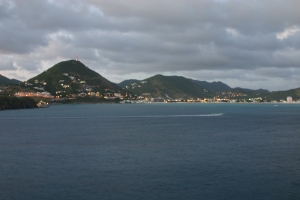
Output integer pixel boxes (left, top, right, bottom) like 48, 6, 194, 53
0, 74, 21, 85
118, 75, 277, 98
119, 77, 233, 93
230, 87, 269, 95
119, 78, 232, 92
264, 87, 300, 100
119, 74, 215, 99
191, 79, 232, 91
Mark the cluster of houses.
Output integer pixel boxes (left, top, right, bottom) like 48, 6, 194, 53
122, 96, 299, 104
18, 72, 128, 100
59, 73, 127, 99
0, 86, 8, 94
7, 73, 300, 103
122, 81, 299, 103
215, 91, 248, 98
126, 81, 147, 89
14, 92, 54, 98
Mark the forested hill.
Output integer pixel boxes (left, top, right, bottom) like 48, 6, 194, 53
191, 80, 232, 91
120, 74, 215, 99
27, 60, 122, 95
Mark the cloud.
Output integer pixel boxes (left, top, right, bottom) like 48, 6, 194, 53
0, 55, 16, 70
277, 26, 300, 40
0, 0, 300, 91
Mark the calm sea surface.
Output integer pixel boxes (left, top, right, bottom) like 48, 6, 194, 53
0, 103, 300, 200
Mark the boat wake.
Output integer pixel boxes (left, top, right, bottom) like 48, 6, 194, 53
169, 113, 223, 117
0, 113, 224, 120
121, 113, 224, 118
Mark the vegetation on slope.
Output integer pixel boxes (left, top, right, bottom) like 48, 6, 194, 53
125, 74, 215, 99
28, 60, 121, 95
0, 96, 37, 110
191, 80, 232, 91
230, 87, 269, 96
264, 88, 300, 101
118, 79, 139, 88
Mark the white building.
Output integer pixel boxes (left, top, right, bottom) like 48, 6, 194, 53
151, 98, 165, 103
287, 96, 293, 103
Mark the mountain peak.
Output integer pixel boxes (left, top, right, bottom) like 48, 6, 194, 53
27, 60, 121, 95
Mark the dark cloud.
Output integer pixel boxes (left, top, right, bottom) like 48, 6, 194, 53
0, 56, 16, 70
0, 0, 300, 90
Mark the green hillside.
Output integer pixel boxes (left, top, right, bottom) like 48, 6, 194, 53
125, 74, 214, 99
191, 80, 232, 91
263, 88, 300, 101
231, 87, 269, 94
118, 79, 139, 88
229, 87, 269, 98
121, 78, 233, 92
27, 60, 122, 95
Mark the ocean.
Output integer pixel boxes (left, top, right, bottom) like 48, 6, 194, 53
0, 103, 299, 200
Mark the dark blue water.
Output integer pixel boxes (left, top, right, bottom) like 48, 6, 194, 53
0, 103, 300, 200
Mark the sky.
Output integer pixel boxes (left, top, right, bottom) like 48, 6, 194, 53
1, 0, 300, 91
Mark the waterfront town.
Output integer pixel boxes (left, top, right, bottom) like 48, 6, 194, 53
2, 82, 297, 104
1, 68, 299, 104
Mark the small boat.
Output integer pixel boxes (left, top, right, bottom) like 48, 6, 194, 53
37, 100, 49, 108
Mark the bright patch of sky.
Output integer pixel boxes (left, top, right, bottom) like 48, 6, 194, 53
276, 26, 300, 40
226, 28, 239, 37
88, 5, 104, 17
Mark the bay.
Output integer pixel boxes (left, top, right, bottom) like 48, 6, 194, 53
0, 103, 300, 200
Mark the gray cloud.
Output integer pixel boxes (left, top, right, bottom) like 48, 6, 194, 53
0, 55, 16, 70
0, 0, 300, 90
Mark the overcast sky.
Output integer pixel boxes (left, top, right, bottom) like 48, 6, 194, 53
1, 0, 300, 91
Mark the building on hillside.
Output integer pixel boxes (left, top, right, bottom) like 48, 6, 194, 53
87, 92, 96, 96
287, 96, 292, 103
14, 92, 54, 98
114, 93, 123, 99
33, 87, 45, 91
78, 92, 86, 97
151, 98, 165, 103
104, 96, 118, 100
24, 82, 33, 86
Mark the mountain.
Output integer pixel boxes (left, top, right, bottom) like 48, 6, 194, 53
119, 78, 232, 92
121, 74, 214, 99
191, 80, 232, 91
0, 74, 21, 85
230, 87, 269, 96
263, 87, 300, 101
27, 60, 122, 95
119, 75, 275, 100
